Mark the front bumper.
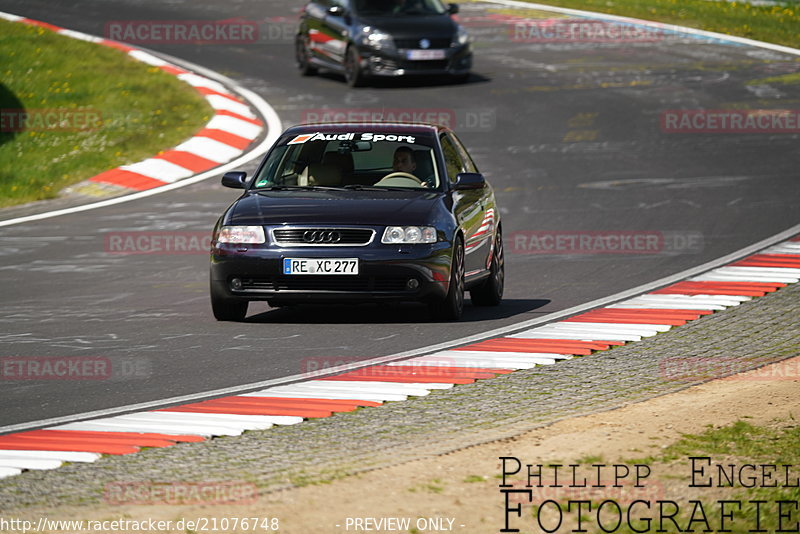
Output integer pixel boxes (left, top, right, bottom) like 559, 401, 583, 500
210, 240, 452, 305
356, 43, 472, 77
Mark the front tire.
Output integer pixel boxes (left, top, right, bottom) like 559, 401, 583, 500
344, 46, 366, 87
471, 226, 504, 306
296, 35, 317, 76
430, 237, 465, 321
211, 283, 248, 321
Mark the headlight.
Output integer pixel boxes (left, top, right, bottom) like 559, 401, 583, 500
217, 226, 266, 244
454, 26, 469, 46
361, 26, 394, 50
382, 226, 437, 244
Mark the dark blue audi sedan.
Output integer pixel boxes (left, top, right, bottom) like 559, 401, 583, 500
210, 122, 503, 321
295, 0, 472, 86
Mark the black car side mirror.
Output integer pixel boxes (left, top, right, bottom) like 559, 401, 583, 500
448, 3, 459, 14
221, 171, 247, 189
328, 5, 345, 16
453, 172, 485, 190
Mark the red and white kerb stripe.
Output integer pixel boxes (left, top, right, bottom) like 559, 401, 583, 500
2, 235, 798, 479
0, 12, 263, 192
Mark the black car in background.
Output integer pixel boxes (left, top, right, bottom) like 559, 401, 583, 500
210, 122, 503, 321
295, 0, 472, 86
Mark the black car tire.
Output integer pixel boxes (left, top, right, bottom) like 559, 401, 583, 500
471, 227, 504, 306
211, 284, 248, 321
296, 36, 317, 76
344, 46, 366, 87
430, 236, 465, 321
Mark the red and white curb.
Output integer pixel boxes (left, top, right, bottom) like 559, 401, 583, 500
0, 12, 264, 194
1, 235, 799, 479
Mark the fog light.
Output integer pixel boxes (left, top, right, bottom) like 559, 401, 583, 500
231, 278, 243, 290
406, 278, 419, 290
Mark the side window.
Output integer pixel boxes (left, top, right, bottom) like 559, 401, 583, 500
439, 134, 465, 183
451, 134, 478, 174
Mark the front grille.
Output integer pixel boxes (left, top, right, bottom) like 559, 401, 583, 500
395, 38, 451, 49
240, 276, 410, 293
402, 59, 449, 71
272, 228, 375, 246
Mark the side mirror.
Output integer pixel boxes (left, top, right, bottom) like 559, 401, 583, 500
221, 171, 247, 189
328, 5, 345, 16
453, 172, 485, 190
448, 3, 459, 14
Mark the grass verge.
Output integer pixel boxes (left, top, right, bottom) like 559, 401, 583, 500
0, 20, 212, 207
506, 0, 800, 50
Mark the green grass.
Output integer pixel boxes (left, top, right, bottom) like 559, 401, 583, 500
504, 0, 800, 49
0, 20, 212, 207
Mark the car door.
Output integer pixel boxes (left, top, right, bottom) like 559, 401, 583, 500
303, 0, 348, 64
440, 132, 491, 277
318, 0, 351, 65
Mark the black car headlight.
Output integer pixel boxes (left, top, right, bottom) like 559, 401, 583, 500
382, 226, 437, 244
360, 26, 395, 51
453, 26, 470, 46
217, 226, 266, 244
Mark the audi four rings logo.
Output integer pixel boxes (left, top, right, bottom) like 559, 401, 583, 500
303, 230, 342, 243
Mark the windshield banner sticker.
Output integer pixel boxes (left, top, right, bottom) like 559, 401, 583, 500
288, 132, 416, 144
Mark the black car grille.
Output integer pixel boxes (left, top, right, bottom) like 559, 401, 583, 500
377, 58, 450, 71
272, 228, 374, 246
403, 59, 449, 71
240, 277, 410, 292
394, 38, 451, 49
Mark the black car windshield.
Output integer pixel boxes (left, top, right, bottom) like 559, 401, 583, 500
353, 0, 447, 16
251, 131, 441, 190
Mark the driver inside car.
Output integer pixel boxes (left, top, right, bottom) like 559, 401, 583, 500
392, 146, 433, 186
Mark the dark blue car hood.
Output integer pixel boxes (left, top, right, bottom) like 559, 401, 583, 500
357, 14, 457, 39
225, 190, 442, 226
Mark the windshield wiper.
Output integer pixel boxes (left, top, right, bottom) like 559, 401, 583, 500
254, 185, 349, 192
343, 184, 424, 191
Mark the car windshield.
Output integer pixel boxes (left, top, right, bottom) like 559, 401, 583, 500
251, 131, 441, 191
353, 0, 447, 16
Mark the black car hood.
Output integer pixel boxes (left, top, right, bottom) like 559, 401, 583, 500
358, 15, 457, 39
226, 190, 441, 226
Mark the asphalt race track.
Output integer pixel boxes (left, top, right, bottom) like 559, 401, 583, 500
0, 0, 798, 429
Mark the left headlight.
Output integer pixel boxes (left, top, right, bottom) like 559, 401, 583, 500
382, 226, 437, 244
453, 26, 469, 46
217, 226, 266, 244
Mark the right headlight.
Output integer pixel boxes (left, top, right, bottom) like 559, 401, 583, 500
360, 26, 395, 51
217, 226, 266, 244
382, 226, 437, 244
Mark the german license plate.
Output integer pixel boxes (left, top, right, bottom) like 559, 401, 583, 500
406, 49, 446, 60
283, 258, 358, 275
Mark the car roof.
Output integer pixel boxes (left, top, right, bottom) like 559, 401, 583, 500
283, 122, 449, 136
